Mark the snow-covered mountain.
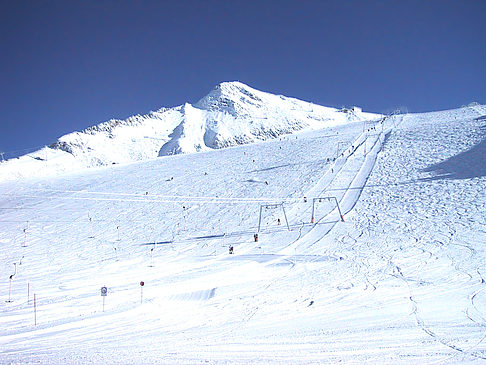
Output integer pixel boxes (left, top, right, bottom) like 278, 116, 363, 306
4, 81, 486, 363
0, 82, 379, 181
1, 103, 485, 363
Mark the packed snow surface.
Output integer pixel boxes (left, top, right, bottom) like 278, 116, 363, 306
1, 104, 486, 363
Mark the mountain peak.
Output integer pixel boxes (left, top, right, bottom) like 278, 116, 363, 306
195, 81, 269, 116
211, 80, 255, 93
0, 82, 383, 181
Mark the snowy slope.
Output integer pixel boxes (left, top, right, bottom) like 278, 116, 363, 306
0, 82, 379, 182
1, 104, 486, 363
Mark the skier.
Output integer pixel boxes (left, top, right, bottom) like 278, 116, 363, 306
229, 246, 234, 254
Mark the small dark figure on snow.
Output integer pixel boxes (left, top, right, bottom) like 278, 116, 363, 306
229, 246, 234, 254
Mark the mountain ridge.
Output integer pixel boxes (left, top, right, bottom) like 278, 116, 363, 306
0, 81, 380, 181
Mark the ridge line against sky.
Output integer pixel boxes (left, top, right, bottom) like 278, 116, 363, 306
0, 0, 485, 155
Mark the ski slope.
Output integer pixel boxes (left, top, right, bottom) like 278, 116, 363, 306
1, 105, 486, 363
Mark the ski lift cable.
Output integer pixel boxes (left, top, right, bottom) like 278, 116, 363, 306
0, 192, 304, 205
25, 187, 300, 203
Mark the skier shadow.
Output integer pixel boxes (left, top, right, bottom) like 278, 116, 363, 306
419, 129, 486, 181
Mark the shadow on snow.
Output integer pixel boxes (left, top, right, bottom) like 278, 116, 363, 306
420, 128, 486, 181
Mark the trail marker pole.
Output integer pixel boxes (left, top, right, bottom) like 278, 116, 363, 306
34, 294, 37, 325
22, 228, 27, 247
6, 278, 12, 303
311, 200, 316, 224
140, 281, 144, 304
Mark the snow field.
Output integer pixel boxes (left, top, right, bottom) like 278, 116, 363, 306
1, 106, 486, 363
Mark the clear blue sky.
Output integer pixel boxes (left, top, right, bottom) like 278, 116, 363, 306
1, 0, 485, 155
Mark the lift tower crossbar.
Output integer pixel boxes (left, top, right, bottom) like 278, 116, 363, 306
311, 196, 345, 224
258, 203, 290, 232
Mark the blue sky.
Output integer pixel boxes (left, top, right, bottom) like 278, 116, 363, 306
0, 0, 485, 156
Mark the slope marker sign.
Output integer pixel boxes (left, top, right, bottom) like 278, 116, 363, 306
101, 286, 107, 312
